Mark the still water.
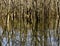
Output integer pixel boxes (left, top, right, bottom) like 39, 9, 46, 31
0, 26, 60, 46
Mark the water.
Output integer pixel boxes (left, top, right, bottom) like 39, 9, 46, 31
0, 26, 60, 46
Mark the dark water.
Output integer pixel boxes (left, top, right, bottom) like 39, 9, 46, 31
0, 26, 60, 46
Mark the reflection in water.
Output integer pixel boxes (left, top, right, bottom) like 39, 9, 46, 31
2, 37, 7, 46
0, 26, 60, 46
25, 29, 32, 46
